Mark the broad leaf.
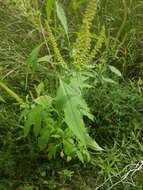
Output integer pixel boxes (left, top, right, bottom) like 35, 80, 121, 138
24, 105, 43, 137
70, 72, 92, 91
56, 78, 102, 151
59, 79, 87, 144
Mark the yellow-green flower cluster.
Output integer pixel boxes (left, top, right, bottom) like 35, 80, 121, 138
46, 22, 66, 67
74, 0, 97, 67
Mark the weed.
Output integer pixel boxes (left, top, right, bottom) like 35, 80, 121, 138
0, 0, 143, 190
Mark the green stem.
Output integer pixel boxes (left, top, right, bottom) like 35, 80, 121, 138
0, 81, 24, 104
116, 0, 128, 41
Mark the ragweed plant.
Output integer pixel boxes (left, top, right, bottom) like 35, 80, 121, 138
73, 0, 97, 66
0, 0, 106, 163
46, 22, 66, 67
1, 1, 143, 189
73, 0, 106, 67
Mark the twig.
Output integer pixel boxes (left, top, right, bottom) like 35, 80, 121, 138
95, 160, 143, 190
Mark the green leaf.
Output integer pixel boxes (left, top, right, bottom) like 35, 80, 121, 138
77, 151, 84, 163
80, 107, 94, 121
34, 95, 53, 108
35, 82, 44, 96
56, 78, 102, 151
0, 95, 5, 103
108, 65, 122, 77
63, 139, 76, 155
38, 55, 52, 63
102, 76, 116, 84
27, 43, 43, 71
86, 135, 103, 151
48, 143, 57, 159
73, 97, 94, 121
64, 100, 87, 144
56, 1, 68, 36
24, 105, 43, 137
70, 72, 92, 90
46, 0, 55, 19
56, 83, 73, 110
58, 79, 86, 144
38, 127, 50, 150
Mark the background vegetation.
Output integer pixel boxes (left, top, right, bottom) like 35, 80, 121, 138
0, 0, 143, 189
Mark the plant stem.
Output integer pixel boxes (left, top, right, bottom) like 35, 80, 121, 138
0, 81, 24, 104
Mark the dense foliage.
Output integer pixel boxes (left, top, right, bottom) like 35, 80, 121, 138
0, 0, 143, 189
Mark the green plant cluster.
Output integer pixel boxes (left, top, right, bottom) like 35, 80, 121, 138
0, 0, 143, 189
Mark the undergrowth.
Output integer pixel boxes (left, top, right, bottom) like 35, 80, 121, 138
0, 0, 143, 189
